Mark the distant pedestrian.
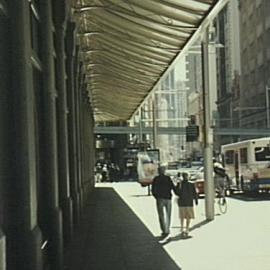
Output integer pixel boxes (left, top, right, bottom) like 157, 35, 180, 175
152, 166, 177, 238
175, 172, 198, 237
173, 172, 182, 185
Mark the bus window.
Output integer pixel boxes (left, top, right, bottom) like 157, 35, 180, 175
240, 148, 248, 163
225, 150, 234, 164
255, 147, 270, 161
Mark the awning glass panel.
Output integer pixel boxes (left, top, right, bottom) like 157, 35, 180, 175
72, 0, 218, 121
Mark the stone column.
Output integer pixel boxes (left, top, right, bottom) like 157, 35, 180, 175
72, 61, 84, 216
0, 6, 9, 270
77, 70, 85, 210
66, 23, 81, 225
82, 98, 96, 197
80, 84, 88, 203
53, 0, 73, 245
39, 0, 63, 269
8, 1, 43, 269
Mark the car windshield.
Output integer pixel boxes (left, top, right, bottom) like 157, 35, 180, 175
167, 162, 180, 170
191, 161, 203, 168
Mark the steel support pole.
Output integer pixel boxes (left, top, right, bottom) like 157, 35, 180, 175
152, 98, 157, 149
202, 28, 215, 221
139, 109, 143, 143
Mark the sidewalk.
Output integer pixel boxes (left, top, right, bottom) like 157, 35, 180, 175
64, 182, 270, 270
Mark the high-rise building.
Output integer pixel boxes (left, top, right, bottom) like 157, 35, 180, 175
185, 0, 241, 151
215, 0, 241, 144
238, 0, 270, 129
155, 63, 188, 163
185, 45, 204, 159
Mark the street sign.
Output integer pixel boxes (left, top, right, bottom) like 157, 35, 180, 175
186, 125, 199, 142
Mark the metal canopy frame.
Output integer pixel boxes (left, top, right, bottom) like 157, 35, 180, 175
72, 0, 228, 122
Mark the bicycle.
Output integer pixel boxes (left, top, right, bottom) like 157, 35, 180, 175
216, 186, 227, 214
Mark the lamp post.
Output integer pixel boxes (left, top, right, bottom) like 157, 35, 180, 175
139, 109, 143, 143
202, 25, 215, 221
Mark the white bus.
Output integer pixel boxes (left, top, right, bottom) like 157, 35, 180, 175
221, 137, 270, 193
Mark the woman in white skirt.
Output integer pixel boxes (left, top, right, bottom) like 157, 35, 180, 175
175, 172, 198, 236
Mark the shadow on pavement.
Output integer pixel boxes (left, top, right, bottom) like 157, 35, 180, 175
231, 192, 270, 202
64, 187, 182, 270
131, 194, 151, 198
189, 219, 212, 232
167, 219, 211, 245
161, 234, 193, 246
172, 219, 211, 232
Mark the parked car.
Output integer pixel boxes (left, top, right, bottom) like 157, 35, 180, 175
165, 161, 181, 179
190, 167, 205, 195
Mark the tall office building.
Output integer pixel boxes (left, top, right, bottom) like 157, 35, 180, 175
185, 45, 203, 159
185, 0, 241, 150
238, 0, 270, 129
214, 0, 241, 144
155, 63, 188, 163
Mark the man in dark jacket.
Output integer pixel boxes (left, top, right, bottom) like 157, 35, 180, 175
152, 166, 177, 238
176, 172, 198, 237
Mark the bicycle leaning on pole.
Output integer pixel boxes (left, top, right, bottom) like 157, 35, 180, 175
216, 184, 227, 214
213, 161, 228, 214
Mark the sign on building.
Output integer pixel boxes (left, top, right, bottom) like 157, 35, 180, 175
137, 149, 160, 186
186, 125, 199, 142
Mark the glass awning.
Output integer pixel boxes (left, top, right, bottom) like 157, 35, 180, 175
72, 0, 220, 122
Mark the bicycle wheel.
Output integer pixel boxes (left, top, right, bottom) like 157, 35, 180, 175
218, 197, 227, 214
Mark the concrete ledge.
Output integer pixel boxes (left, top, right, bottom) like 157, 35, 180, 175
49, 207, 64, 270
26, 226, 43, 270
61, 197, 73, 245
71, 191, 81, 226
0, 228, 6, 270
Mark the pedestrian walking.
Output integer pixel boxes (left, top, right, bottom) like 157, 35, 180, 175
176, 172, 198, 237
152, 166, 177, 238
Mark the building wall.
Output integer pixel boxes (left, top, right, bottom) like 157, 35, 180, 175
239, 0, 270, 128
136, 56, 189, 164
215, 0, 241, 145
0, 1, 96, 270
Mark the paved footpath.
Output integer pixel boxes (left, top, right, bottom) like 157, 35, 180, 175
65, 182, 270, 270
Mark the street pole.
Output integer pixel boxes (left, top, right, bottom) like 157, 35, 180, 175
139, 109, 143, 143
266, 85, 270, 128
202, 26, 215, 221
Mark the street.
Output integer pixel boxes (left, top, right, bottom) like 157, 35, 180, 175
107, 182, 270, 270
